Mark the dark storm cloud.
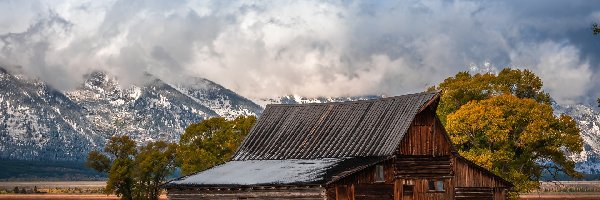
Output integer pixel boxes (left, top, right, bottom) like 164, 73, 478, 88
0, 0, 598, 104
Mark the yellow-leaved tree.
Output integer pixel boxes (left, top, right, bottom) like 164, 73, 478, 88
176, 116, 256, 175
430, 68, 583, 194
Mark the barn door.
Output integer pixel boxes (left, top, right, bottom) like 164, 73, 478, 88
454, 187, 493, 200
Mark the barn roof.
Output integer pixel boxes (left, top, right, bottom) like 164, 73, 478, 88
232, 91, 440, 160
163, 156, 390, 188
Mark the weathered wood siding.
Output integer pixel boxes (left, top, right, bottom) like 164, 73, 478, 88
167, 187, 326, 200
330, 160, 396, 200
452, 157, 507, 188
395, 155, 452, 178
453, 187, 506, 200
454, 187, 493, 200
452, 157, 509, 200
355, 184, 394, 200
335, 160, 396, 185
390, 106, 509, 200
393, 179, 453, 200
397, 109, 452, 156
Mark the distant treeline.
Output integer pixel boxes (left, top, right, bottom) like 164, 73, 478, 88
540, 170, 600, 182
0, 159, 106, 181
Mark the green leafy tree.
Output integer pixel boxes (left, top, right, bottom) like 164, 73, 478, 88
86, 150, 111, 173
133, 141, 177, 200
430, 68, 583, 194
87, 136, 177, 200
177, 116, 256, 175
87, 136, 137, 200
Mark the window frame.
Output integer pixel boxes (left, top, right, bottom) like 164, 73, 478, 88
374, 164, 385, 183
427, 179, 445, 193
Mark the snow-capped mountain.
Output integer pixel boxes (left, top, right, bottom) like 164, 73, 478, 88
254, 95, 380, 108
0, 68, 262, 160
553, 103, 600, 174
0, 68, 101, 160
172, 77, 263, 119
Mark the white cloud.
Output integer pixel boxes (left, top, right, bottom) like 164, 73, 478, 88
0, 0, 597, 103
510, 41, 592, 104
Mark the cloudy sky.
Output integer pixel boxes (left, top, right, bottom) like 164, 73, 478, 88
0, 0, 599, 105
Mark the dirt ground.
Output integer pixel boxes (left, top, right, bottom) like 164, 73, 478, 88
0, 194, 167, 200
520, 193, 600, 200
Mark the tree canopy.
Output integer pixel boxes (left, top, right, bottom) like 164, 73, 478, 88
133, 141, 177, 200
86, 136, 177, 200
430, 68, 583, 193
177, 116, 256, 176
430, 69, 550, 124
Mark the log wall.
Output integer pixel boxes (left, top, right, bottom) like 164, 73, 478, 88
395, 155, 452, 178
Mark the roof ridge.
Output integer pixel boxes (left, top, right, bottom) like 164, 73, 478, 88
266, 91, 439, 107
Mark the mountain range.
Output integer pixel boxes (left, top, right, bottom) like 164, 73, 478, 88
0, 67, 261, 160
1, 67, 599, 176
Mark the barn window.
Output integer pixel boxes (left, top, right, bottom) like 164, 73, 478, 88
375, 165, 385, 182
428, 180, 445, 192
436, 180, 444, 191
428, 180, 435, 191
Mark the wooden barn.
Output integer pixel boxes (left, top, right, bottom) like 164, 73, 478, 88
163, 91, 512, 200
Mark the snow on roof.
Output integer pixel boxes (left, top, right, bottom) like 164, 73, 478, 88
168, 158, 342, 186
164, 157, 390, 188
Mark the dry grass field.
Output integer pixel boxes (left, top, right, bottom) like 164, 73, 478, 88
0, 194, 120, 200
518, 181, 600, 199
0, 194, 167, 200
520, 193, 600, 200
1, 181, 599, 199
0, 181, 106, 189
0, 181, 167, 199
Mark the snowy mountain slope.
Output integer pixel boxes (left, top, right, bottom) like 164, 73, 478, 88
0, 68, 101, 160
254, 95, 381, 108
173, 77, 263, 119
0, 69, 262, 160
553, 103, 600, 174
66, 72, 219, 143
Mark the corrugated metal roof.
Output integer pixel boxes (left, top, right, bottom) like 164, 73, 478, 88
232, 91, 439, 160
163, 157, 389, 188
